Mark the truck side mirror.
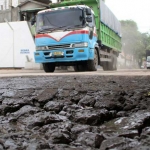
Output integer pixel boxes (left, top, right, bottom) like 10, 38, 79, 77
86, 16, 92, 22
86, 8, 92, 15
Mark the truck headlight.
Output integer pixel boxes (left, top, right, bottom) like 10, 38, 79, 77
36, 46, 46, 50
74, 42, 88, 48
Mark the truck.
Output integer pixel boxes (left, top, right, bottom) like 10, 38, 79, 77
146, 50, 150, 69
34, 0, 122, 72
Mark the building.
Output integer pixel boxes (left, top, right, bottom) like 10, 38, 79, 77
18, 0, 49, 22
0, 0, 49, 23
0, 0, 62, 69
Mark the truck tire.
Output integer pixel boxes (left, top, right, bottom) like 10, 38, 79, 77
74, 64, 87, 72
103, 62, 109, 71
108, 55, 117, 71
87, 49, 98, 71
114, 57, 117, 70
74, 66, 79, 72
43, 63, 55, 73
103, 55, 117, 71
112, 55, 117, 70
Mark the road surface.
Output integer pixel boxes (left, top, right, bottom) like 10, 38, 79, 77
0, 68, 150, 149
0, 71, 150, 149
0, 68, 149, 77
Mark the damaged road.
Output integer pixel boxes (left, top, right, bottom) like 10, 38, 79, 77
0, 75, 150, 150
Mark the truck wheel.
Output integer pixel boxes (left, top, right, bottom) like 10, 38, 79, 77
74, 64, 87, 72
103, 62, 109, 71
43, 63, 55, 73
108, 55, 117, 71
87, 49, 98, 71
74, 66, 79, 72
114, 56, 117, 70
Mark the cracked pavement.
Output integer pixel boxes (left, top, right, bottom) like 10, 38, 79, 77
0, 75, 150, 150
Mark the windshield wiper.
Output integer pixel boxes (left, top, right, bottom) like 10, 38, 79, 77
50, 25, 67, 32
37, 24, 83, 34
37, 27, 54, 34
63, 25, 83, 31
38, 26, 67, 33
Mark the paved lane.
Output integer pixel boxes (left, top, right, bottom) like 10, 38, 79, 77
0, 68, 150, 77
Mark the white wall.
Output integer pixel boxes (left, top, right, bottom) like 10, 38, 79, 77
52, 0, 58, 3
0, 21, 35, 68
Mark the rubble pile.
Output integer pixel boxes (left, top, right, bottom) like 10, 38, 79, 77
0, 76, 150, 150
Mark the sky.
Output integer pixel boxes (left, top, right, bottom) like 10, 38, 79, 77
105, 0, 150, 33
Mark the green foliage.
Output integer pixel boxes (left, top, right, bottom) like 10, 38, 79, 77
121, 20, 150, 61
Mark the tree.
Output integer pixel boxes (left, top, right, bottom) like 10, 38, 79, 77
120, 20, 149, 67
121, 20, 139, 55
135, 33, 150, 60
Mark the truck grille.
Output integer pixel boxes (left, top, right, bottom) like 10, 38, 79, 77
47, 44, 72, 50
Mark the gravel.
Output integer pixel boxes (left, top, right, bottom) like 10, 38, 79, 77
0, 75, 150, 150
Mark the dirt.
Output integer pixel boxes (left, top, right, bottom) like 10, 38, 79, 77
0, 75, 150, 150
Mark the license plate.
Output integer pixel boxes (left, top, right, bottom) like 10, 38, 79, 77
53, 51, 63, 56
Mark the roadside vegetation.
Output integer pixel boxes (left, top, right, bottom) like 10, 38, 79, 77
121, 20, 150, 67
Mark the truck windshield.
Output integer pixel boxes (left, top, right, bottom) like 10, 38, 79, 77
36, 8, 85, 33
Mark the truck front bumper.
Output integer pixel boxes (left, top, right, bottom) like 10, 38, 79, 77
34, 48, 94, 63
